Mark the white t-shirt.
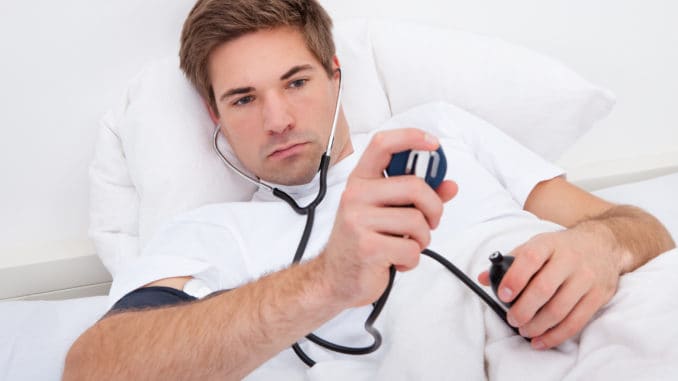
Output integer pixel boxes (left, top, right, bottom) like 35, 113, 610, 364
107, 102, 564, 372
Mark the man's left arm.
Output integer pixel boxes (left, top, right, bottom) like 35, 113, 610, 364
480, 176, 675, 350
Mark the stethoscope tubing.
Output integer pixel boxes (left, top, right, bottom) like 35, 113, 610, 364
211, 69, 386, 365
211, 68, 522, 368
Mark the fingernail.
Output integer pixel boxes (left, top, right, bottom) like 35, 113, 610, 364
424, 133, 439, 145
499, 287, 513, 302
532, 340, 546, 350
507, 314, 518, 327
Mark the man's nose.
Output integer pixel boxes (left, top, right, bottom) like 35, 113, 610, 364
262, 91, 294, 134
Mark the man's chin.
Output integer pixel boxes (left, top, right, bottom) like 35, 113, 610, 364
259, 166, 318, 186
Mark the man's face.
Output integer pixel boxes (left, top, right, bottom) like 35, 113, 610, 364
208, 26, 350, 185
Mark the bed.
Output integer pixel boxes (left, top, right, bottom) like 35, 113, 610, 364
1, 173, 677, 380
1, 1, 677, 380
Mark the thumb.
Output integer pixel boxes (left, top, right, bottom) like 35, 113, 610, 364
352, 128, 440, 179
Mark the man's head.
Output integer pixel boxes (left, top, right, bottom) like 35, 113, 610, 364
180, 0, 336, 114
180, 0, 352, 186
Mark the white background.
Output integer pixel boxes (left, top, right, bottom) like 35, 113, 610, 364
321, 0, 678, 169
0, 0, 676, 267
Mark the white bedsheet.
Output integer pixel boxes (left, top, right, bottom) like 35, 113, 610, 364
1, 172, 677, 380
0, 296, 107, 380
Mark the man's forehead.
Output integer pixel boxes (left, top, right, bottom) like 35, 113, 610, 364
208, 26, 321, 87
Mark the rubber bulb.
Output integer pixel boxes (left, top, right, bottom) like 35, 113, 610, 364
488, 251, 515, 308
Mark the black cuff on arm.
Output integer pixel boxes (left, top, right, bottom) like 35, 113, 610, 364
109, 286, 197, 313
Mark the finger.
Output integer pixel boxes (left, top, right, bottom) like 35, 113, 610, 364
499, 243, 553, 304
531, 291, 602, 350
343, 177, 445, 228
376, 233, 422, 272
518, 276, 588, 338
362, 207, 432, 250
477, 271, 490, 286
436, 180, 458, 202
352, 128, 440, 179
507, 254, 572, 326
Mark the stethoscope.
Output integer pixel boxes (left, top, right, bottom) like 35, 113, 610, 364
212, 68, 520, 367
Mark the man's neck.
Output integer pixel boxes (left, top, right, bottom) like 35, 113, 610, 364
327, 110, 354, 167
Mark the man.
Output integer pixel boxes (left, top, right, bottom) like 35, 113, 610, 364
63, 0, 675, 379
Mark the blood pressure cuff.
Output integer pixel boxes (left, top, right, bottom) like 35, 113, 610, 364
109, 286, 197, 313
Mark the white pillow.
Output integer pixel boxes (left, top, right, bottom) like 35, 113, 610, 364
90, 19, 614, 276
369, 20, 615, 160
89, 19, 392, 276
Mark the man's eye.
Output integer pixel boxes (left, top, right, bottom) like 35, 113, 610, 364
233, 95, 254, 106
289, 79, 307, 89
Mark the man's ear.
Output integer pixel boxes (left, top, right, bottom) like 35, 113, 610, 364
332, 55, 341, 80
204, 99, 220, 125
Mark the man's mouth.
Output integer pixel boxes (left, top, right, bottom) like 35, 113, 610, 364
268, 142, 308, 159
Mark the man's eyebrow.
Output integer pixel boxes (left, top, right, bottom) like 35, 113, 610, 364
219, 86, 254, 103
280, 64, 314, 80
218, 65, 314, 103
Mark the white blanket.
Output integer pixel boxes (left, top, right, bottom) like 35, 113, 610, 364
276, 218, 678, 381
3, 250, 675, 380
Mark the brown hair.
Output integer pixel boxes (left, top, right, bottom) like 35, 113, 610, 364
179, 0, 335, 115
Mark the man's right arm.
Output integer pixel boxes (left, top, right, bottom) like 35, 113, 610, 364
64, 129, 456, 380
63, 256, 344, 380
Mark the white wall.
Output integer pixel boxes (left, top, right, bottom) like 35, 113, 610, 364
0, 1, 195, 267
322, 0, 678, 177
0, 0, 676, 271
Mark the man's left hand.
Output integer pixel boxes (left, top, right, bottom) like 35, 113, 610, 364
478, 223, 623, 350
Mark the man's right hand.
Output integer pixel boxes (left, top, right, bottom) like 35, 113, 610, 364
320, 128, 458, 308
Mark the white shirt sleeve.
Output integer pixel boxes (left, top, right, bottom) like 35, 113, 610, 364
107, 216, 250, 309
